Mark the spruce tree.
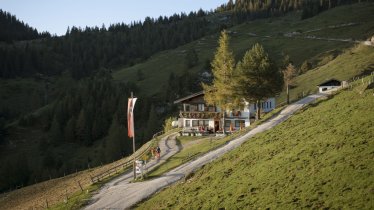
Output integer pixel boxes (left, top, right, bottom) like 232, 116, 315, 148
185, 48, 199, 68
235, 43, 283, 120
49, 115, 63, 146
203, 30, 238, 133
64, 116, 76, 142
145, 105, 159, 140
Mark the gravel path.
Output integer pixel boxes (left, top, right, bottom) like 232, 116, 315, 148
85, 133, 179, 209
84, 94, 325, 210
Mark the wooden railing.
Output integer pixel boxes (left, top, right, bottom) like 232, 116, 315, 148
90, 130, 165, 183
179, 111, 222, 119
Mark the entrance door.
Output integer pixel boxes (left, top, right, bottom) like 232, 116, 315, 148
214, 120, 219, 132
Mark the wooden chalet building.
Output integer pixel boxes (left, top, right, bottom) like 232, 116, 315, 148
174, 91, 276, 135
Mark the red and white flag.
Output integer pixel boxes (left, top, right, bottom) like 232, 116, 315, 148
127, 97, 137, 137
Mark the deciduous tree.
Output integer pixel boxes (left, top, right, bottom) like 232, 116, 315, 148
283, 63, 298, 104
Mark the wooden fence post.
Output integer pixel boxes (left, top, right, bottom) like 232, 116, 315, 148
65, 189, 68, 203
78, 181, 83, 192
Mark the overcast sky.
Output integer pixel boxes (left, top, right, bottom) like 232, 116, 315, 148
0, 0, 228, 36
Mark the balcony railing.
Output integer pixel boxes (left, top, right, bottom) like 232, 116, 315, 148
179, 111, 222, 119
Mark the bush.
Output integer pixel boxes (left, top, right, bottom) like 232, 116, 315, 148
163, 117, 174, 134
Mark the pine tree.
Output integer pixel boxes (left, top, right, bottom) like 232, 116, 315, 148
283, 63, 297, 104
185, 48, 199, 68
76, 109, 89, 144
145, 105, 159, 140
64, 116, 76, 142
105, 118, 129, 161
0, 117, 6, 144
136, 69, 144, 81
203, 30, 238, 133
49, 115, 63, 145
235, 43, 283, 120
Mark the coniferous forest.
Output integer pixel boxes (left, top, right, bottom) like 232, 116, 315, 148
0, 0, 369, 192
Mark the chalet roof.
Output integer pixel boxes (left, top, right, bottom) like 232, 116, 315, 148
317, 79, 341, 87
173, 91, 204, 104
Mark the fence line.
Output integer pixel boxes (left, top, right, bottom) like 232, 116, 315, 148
0, 130, 167, 210
90, 131, 164, 183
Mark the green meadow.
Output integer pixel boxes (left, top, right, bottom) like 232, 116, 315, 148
137, 77, 374, 209
113, 3, 374, 98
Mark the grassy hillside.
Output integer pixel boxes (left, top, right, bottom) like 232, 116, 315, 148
0, 131, 159, 210
137, 77, 374, 209
113, 3, 374, 97
278, 44, 374, 103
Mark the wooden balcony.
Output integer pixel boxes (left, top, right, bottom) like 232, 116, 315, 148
179, 111, 222, 119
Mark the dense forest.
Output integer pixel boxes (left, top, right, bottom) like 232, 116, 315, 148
0, 9, 216, 79
216, 0, 369, 22
0, 0, 370, 192
0, 9, 50, 42
1, 0, 367, 79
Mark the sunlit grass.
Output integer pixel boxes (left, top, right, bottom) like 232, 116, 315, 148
113, 3, 374, 97
137, 76, 374, 209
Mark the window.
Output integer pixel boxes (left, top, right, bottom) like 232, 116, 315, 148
191, 120, 209, 127
269, 101, 272, 108
185, 120, 190, 127
235, 120, 245, 127
225, 120, 232, 127
190, 105, 197, 112
208, 106, 216, 112
198, 104, 205, 111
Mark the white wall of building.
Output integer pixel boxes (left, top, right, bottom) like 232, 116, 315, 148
319, 86, 340, 93
248, 97, 276, 114
178, 97, 276, 131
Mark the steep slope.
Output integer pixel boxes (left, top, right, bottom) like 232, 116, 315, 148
278, 44, 374, 102
1, 1, 373, 197
137, 77, 374, 209
113, 2, 374, 97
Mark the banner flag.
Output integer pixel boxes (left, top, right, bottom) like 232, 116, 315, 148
127, 98, 137, 137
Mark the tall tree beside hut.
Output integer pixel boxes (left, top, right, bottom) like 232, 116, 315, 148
202, 30, 239, 133
235, 43, 283, 120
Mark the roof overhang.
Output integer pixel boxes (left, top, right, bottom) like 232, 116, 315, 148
317, 78, 341, 87
173, 91, 205, 104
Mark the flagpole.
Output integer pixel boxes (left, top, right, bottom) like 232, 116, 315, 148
131, 92, 136, 180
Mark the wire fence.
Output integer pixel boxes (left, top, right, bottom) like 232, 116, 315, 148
90, 131, 164, 183
0, 130, 166, 210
